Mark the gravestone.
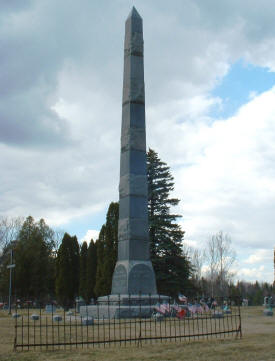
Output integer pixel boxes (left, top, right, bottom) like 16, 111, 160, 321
12, 313, 20, 318
53, 315, 62, 322
45, 304, 56, 313
75, 297, 85, 312
30, 314, 39, 321
263, 296, 274, 316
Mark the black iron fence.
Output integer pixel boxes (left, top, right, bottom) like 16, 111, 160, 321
8, 295, 242, 351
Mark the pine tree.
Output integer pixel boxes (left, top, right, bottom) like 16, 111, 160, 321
147, 149, 192, 296
102, 202, 119, 293
87, 239, 97, 302
94, 202, 119, 297
79, 241, 88, 302
56, 233, 80, 308
94, 226, 106, 297
14, 216, 55, 300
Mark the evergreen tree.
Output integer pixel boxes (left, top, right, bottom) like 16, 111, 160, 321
102, 202, 119, 293
147, 149, 192, 295
94, 202, 119, 297
0, 242, 17, 297
79, 241, 88, 302
12, 216, 55, 300
94, 227, 106, 297
87, 239, 97, 302
56, 233, 79, 308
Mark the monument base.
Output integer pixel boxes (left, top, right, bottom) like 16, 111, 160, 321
80, 294, 170, 319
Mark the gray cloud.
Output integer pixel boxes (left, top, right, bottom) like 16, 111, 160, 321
0, 0, 34, 14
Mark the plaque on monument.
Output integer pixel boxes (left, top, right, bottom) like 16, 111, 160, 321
112, 264, 127, 294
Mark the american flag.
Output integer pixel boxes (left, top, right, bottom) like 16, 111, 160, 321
171, 303, 182, 312
160, 302, 171, 314
154, 303, 165, 314
178, 294, 187, 303
212, 300, 218, 307
195, 304, 204, 313
188, 305, 197, 314
202, 303, 209, 312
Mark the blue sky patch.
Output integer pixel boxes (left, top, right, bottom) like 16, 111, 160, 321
57, 209, 107, 242
211, 59, 275, 118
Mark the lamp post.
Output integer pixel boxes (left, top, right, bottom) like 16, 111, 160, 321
7, 249, 15, 315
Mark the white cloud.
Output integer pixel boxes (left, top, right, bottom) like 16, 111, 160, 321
236, 265, 272, 283
171, 87, 275, 250
81, 229, 100, 244
244, 249, 273, 265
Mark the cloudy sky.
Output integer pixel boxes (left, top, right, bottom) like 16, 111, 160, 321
1, 0, 275, 283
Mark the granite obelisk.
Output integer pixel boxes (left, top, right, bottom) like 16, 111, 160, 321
80, 8, 164, 319
111, 7, 157, 295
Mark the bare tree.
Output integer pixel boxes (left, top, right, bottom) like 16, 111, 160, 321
204, 235, 219, 296
182, 244, 205, 291
0, 216, 24, 254
204, 231, 236, 296
191, 249, 204, 281
52, 229, 65, 256
216, 231, 236, 289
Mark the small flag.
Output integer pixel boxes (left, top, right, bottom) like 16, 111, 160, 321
195, 304, 204, 313
171, 303, 181, 312
212, 300, 218, 307
188, 305, 197, 315
160, 302, 170, 314
176, 308, 187, 319
154, 303, 165, 314
178, 294, 187, 303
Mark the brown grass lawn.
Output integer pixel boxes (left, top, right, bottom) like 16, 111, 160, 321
0, 307, 274, 361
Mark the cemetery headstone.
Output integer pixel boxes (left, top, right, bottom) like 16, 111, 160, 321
30, 314, 39, 321
76, 297, 85, 313
12, 313, 20, 318
263, 296, 273, 316
53, 315, 62, 322
45, 304, 56, 313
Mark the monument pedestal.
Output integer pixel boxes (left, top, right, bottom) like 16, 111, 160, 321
111, 260, 157, 295
80, 294, 170, 319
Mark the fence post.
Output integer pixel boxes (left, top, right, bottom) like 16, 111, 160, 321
237, 296, 242, 339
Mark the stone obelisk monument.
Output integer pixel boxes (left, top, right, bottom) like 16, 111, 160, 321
111, 6, 157, 296
81, 8, 168, 318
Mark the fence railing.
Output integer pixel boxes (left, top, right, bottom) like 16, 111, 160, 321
9, 295, 242, 350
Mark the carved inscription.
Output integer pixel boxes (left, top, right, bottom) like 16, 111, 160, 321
128, 264, 155, 294
112, 265, 127, 294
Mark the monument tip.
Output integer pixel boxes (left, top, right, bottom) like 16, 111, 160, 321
127, 6, 142, 19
